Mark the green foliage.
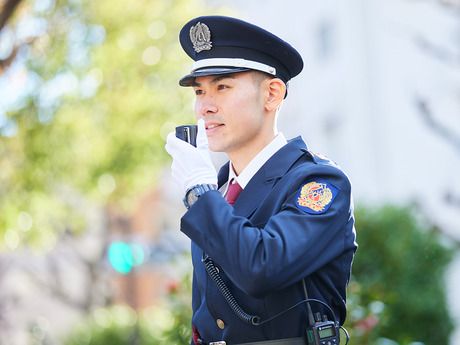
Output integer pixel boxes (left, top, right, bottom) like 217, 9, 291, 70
345, 205, 455, 345
63, 273, 192, 345
160, 271, 193, 344
63, 305, 159, 345
0, 0, 214, 248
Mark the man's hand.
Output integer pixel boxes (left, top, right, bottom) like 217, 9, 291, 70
165, 119, 217, 195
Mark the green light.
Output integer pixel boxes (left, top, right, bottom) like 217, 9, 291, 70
108, 241, 145, 274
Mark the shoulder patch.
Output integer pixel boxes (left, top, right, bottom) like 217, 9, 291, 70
295, 180, 339, 214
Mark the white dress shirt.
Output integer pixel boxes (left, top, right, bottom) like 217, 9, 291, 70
223, 133, 288, 195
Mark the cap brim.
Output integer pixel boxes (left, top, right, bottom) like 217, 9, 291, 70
179, 66, 251, 86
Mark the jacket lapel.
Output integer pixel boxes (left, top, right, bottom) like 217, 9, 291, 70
217, 137, 308, 218
217, 162, 230, 189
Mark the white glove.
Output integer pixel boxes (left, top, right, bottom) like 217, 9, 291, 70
165, 119, 217, 195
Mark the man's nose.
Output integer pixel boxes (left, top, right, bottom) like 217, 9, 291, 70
197, 96, 218, 116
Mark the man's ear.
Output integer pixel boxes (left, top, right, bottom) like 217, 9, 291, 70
265, 78, 286, 111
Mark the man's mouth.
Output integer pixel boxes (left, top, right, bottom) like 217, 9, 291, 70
205, 123, 224, 130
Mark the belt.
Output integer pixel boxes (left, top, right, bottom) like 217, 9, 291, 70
208, 336, 306, 345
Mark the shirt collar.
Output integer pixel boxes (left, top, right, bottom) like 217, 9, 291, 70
227, 133, 287, 189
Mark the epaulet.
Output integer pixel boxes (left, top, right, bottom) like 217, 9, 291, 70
309, 151, 336, 166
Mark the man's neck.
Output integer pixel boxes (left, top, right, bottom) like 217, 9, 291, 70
228, 133, 277, 175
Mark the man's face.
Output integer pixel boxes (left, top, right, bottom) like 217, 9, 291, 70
193, 71, 267, 155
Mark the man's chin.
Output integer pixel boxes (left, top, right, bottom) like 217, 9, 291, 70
209, 146, 225, 153
208, 141, 225, 153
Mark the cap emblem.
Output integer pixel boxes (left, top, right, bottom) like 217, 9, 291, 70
190, 22, 212, 53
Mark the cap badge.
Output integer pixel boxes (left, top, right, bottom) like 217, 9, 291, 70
295, 181, 339, 214
190, 22, 212, 53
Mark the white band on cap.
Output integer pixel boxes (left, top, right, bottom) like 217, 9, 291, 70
192, 58, 276, 76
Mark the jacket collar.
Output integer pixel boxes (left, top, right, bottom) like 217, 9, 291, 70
217, 136, 308, 217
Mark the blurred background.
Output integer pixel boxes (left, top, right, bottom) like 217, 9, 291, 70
0, 0, 459, 344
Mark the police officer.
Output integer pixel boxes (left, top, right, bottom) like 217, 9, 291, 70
165, 15, 357, 345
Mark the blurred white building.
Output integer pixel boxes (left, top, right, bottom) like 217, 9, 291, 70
205, 0, 460, 343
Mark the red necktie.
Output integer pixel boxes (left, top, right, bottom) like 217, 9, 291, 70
225, 180, 243, 205
192, 325, 200, 345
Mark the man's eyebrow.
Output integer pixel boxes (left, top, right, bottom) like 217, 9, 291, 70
211, 74, 236, 83
192, 74, 236, 87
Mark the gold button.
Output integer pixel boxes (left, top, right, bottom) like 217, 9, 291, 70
216, 318, 225, 329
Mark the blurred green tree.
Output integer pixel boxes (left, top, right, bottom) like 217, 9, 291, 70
0, 0, 214, 248
63, 271, 192, 345
345, 205, 455, 345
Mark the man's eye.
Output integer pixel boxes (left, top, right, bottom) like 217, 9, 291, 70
194, 89, 204, 95
217, 84, 229, 90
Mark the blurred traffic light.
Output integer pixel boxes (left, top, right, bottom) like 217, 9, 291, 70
107, 241, 145, 274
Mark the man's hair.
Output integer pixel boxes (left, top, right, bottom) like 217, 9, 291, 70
250, 70, 288, 99
250, 70, 273, 85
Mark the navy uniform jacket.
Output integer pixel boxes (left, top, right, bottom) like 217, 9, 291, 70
181, 137, 357, 344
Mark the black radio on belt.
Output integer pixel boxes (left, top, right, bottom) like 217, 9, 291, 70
175, 124, 198, 147
306, 312, 340, 345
